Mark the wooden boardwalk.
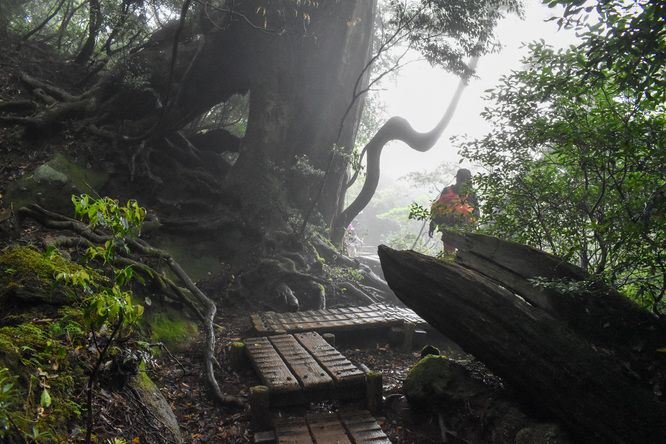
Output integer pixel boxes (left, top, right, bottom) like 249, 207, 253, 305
254, 410, 391, 443
245, 332, 365, 405
246, 306, 418, 441
251, 304, 426, 335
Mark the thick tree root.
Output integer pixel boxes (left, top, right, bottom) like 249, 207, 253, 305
17, 204, 245, 409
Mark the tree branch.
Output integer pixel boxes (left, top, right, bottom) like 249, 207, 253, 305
338, 55, 480, 230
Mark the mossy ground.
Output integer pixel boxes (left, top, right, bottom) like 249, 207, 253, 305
0, 307, 88, 442
0, 245, 96, 314
0, 244, 178, 442
0, 245, 85, 287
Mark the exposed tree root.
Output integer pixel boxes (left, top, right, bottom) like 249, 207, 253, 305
17, 204, 245, 409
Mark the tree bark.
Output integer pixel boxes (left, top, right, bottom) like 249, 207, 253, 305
378, 244, 666, 444
444, 230, 666, 366
224, 0, 376, 230
74, 0, 102, 64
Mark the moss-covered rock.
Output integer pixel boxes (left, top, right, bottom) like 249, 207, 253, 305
403, 355, 455, 406
129, 372, 183, 443
0, 245, 88, 309
516, 423, 570, 444
3, 153, 110, 214
491, 407, 529, 442
143, 306, 198, 353
151, 235, 226, 283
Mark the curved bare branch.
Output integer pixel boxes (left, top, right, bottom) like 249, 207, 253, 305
338, 55, 480, 230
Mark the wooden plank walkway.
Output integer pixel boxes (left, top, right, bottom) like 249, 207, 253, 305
251, 303, 426, 335
273, 416, 310, 444
269, 334, 333, 395
306, 413, 352, 444
245, 332, 365, 405
255, 410, 391, 444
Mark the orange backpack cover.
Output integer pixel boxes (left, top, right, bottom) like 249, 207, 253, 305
431, 188, 475, 226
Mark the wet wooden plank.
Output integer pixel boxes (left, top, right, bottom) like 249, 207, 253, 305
340, 410, 392, 444
246, 333, 365, 406
271, 412, 389, 444
295, 332, 365, 390
252, 304, 426, 334
268, 334, 333, 393
274, 416, 312, 444
381, 304, 426, 325
245, 337, 300, 396
305, 413, 352, 444
254, 430, 277, 443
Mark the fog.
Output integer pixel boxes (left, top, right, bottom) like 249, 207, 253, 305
354, 2, 583, 254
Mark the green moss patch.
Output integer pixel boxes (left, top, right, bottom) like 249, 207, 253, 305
143, 307, 198, 353
0, 245, 89, 308
153, 236, 224, 283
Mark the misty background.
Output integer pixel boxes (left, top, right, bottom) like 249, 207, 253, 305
350, 1, 583, 254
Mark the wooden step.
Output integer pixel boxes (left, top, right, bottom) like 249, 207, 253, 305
251, 304, 426, 335
255, 411, 391, 444
339, 411, 391, 443
245, 332, 365, 405
306, 413, 352, 444
269, 334, 333, 395
294, 332, 364, 391
274, 416, 311, 444
245, 336, 300, 398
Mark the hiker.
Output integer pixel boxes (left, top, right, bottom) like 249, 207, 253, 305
428, 168, 478, 252
346, 223, 361, 257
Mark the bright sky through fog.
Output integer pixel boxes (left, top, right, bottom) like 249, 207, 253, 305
379, 1, 583, 180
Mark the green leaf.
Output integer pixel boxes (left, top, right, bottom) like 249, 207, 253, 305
2, 382, 14, 394
44, 246, 60, 260
40, 388, 51, 408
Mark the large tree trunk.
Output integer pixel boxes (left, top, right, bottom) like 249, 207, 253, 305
74, 0, 102, 64
225, 0, 376, 230
378, 239, 666, 444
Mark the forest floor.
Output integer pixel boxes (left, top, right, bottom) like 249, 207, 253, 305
0, 197, 470, 443
0, 203, 466, 443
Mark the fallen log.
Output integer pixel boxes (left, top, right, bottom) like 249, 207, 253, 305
444, 231, 666, 384
378, 244, 666, 444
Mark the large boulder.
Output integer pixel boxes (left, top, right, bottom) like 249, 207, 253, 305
403, 355, 571, 444
3, 153, 110, 214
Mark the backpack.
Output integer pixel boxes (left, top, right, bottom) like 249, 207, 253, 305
431, 188, 474, 227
